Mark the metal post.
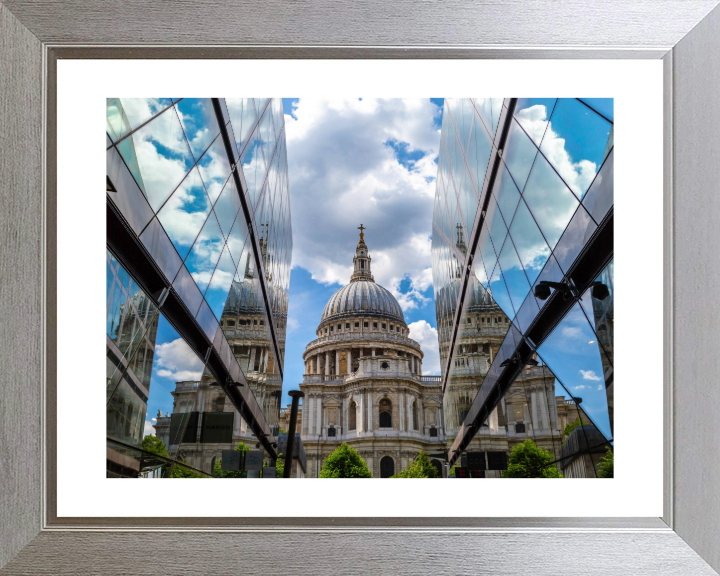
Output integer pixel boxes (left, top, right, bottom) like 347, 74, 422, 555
283, 390, 304, 478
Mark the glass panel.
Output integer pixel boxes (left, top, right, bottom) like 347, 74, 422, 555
478, 225, 497, 280
582, 148, 614, 222
138, 217, 182, 282
507, 198, 550, 286
537, 302, 612, 441
106, 98, 173, 142
197, 135, 232, 204
174, 98, 221, 161
116, 105, 194, 212
521, 152, 579, 250
213, 177, 242, 238
466, 112, 493, 192
172, 264, 204, 317
155, 167, 212, 260
578, 98, 614, 121
487, 264, 515, 320
493, 162, 522, 224
540, 98, 612, 199
241, 127, 266, 209
553, 204, 597, 275
226, 98, 257, 154
513, 98, 556, 146
486, 195, 508, 252
184, 211, 225, 294
497, 238, 532, 313
502, 119, 538, 192
205, 246, 239, 319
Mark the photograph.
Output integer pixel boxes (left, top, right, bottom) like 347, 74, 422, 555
106, 96, 614, 480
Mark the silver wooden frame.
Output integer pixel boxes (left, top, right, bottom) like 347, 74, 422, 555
2, 1, 720, 573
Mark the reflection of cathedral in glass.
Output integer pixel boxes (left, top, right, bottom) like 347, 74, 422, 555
107, 97, 291, 477
432, 98, 614, 477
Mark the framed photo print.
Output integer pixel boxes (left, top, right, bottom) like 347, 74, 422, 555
2, 1, 720, 574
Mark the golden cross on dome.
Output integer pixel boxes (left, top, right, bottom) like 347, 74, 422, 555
358, 224, 366, 241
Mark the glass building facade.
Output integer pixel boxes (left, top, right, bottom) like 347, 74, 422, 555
106, 98, 291, 477
431, 98, 613, 478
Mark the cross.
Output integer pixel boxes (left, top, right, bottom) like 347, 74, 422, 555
358, 224, 366, 239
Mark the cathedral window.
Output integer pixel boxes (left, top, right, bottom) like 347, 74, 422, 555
515, 422, 526, 434
360, 261, 365, 269
429, 426, 438, 437
330, 326, 334, 332
346, 323, 350, 329
379, 399, 392, 428
382, 323, 386, 329
348, 401, 357, 430
337, 324, 341, 330
355, 322, 359, 328
328, 427, 336, 437
364, 322, 368, 327
373, 322, 378, 329
380, 456, 395, 478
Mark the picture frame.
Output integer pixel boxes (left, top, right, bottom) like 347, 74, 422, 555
2, 1, 719, 573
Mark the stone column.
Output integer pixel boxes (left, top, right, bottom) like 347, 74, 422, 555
335, 350, 340, 376
372, 348, 376, 356
358, 392, 365, 433
316, 396, 323, 436
301, 396, 309, 436
325, 351, 330, 376
249, 346, 256, 372
407, 394, 413, 431
539, 387, 550, 431
366, 391, 373, 432
399, 391, 405, 431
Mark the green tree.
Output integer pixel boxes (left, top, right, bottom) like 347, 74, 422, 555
502, 439, 563, 478
319, 443, 372, 478
563, 417, 582, 440
213, 441, 251, 478
448, 465, 458, 477
264, 453, 284, 478
597, 447, 614, 478
391, 451, 439, 478
142, 434, 168, 457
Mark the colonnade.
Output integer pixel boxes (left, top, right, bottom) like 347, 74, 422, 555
301, 388, 427, 437
303, 347, 422, 377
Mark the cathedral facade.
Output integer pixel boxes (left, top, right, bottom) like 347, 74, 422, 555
300, 229, 447, 478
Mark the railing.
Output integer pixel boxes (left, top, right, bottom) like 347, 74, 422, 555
305, 332, 422, 351
302, 372, 440, 385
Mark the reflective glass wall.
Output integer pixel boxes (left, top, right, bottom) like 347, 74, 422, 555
106, 98, 291, 477
432, 98, 613, 478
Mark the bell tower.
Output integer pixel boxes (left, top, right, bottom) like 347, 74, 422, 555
350, 224, 375, 283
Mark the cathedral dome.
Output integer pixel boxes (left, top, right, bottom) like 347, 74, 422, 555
319, 225, 405, 326
321, 281, 405, 324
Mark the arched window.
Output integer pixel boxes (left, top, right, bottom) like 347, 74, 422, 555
348, 401, 357, 430
379, 399, 392, 428
412, 401, 418, 431
380, 456, 395, 478
429, 426, 438, 438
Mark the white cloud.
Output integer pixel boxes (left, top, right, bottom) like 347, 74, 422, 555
407, 320, 440, 374
155, 337, 205, 382
143, 420, 156, 437
561, 326, 583, 340
287, 317, 300, 333
285, 98, 441, 309
580, 369, 601, 381
597, 384, 603, 391
573, 385, 589, 391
